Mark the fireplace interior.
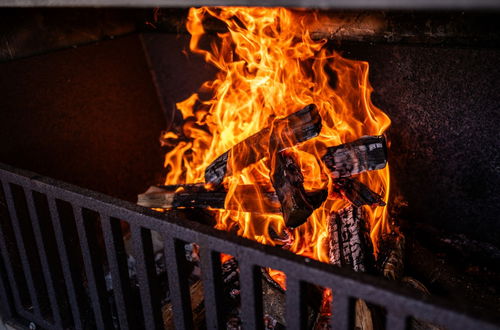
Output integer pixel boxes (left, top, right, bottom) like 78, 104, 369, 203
0, 4, 499, 330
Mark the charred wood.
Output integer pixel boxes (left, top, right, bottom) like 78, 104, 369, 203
261, 270, 286, 328
333, 177, 385, 208
328, 205, 374, 272
138, 184, 225, 208
261, 269, 320, 329
376, 232, 405, 281
322, 205, 374, 329
221, 258, 319, 329
271, 151, 327, 229
205, 104, 322, 187
138, 184, 281, 213
322, 135, 387, 179
138, 184, 326, 216
162, 280, 205, 329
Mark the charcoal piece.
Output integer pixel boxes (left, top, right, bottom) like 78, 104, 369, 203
334, 177, 386, 207
322, 135, 387, 178
205, 104, 322, 187
270, 151, 326, 229
328, 205, 374, 272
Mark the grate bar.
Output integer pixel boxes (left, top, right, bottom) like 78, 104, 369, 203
24, 188, 63, 327
238, 260, 263, 330
0, 230, 13, 318
73, 206, 112, 330
101, 216, 132, 330
1, 182, 42, 317
331, 292, 350, 330
13, 309, 56, 330
386, 312, 408, 330
199, 247, 224, 329
0, 187, 24, 315
131, 225, 163, 330
285, 277, 306, 329
163, 234, 193, 330
0, 164, 498, 330
47, 197, 83, 330
0, 261, 12, 318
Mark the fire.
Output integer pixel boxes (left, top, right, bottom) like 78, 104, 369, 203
162, 7, 391, 282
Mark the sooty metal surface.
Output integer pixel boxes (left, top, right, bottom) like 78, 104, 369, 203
0, 162, 498, 330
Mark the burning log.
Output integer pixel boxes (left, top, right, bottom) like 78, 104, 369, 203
205, 104, 322, 187
321, 135, 387, 179
271, 151, 327, 229
328, 205, 374, 272
138, 184, 327, 217
325, 205, 375, 330
138, 184, 281, 213
333, 177, 386, 208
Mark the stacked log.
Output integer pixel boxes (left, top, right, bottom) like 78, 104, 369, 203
205, 104, 322, 187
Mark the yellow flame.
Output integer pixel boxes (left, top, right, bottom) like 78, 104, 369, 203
163, 7, 391, 277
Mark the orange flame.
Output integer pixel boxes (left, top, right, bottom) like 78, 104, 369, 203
163, 7, 391, 278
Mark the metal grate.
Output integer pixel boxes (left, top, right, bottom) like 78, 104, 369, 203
0, 162, 497, 330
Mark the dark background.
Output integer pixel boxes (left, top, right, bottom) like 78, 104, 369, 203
0, 35, 166, 203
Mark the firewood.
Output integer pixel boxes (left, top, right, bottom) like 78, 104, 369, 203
323, 205, 374, 329
137, 184, 281, 213
138, 184, 327, 217
162, 280, 205, 329
328, 205, 374, 272
205, 104, 322, 187
270, 151, 327, 229
376, 232, 405, 281
261, 270, 286, 328
355, 299, 374, 330
220, 259, 320, 329
260, 269, 320, 329
333, 177, 386, 207
321, 135, 387, 179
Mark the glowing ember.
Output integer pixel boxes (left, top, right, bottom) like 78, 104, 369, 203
162, 7, 391, 286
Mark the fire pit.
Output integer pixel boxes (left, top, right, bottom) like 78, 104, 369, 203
0, 2, 499, 330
